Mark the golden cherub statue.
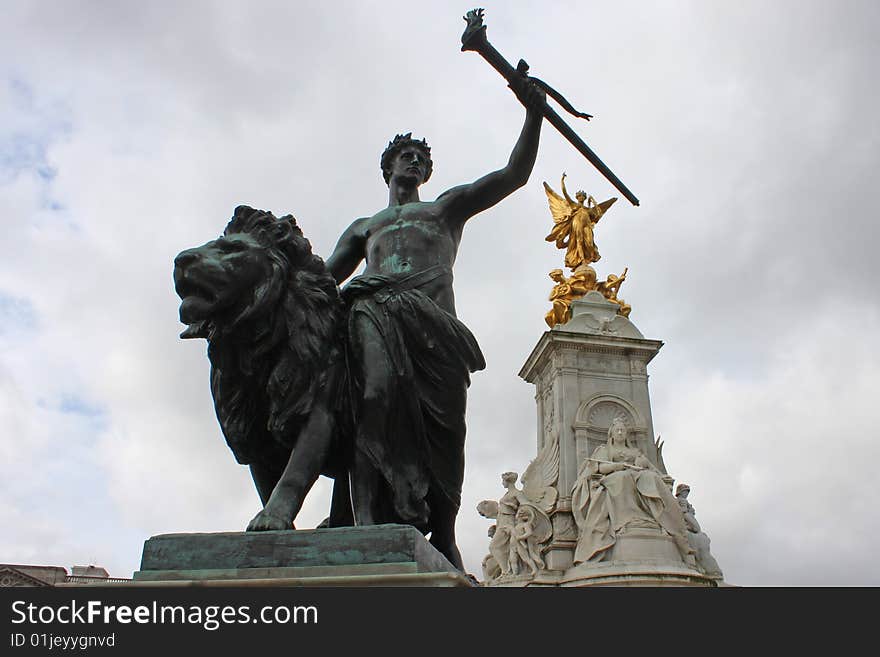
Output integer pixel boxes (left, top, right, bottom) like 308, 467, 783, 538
545, 266, 597, 328
597, 268, 631, 317
543, 174, 617, 269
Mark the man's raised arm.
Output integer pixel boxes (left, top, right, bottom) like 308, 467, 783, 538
438, 80, 545, 222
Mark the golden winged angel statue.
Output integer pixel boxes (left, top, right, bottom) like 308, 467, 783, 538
544, 174, 617, 269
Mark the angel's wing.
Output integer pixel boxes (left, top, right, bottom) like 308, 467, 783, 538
529, 506, 553, 545
521, 434, 560, 513
544, 183, 575, 247
543, 182, 575, 225
654, 435, 668, 474
592, 197, 618, 224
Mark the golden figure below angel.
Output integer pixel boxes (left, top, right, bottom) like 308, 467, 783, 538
542, 174, 631, 327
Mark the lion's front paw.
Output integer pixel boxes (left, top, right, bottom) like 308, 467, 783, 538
246, 509, 294, 532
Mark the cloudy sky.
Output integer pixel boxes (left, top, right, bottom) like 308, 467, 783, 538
1, 1, 877, 586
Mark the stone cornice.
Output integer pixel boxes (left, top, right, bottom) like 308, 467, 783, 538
519, 330, 663, 383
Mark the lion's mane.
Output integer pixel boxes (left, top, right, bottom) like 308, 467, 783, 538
205, 205, 343, 466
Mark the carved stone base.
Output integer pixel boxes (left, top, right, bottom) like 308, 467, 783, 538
484, 563, 715, 587
559, 561, 716, 587
484, 572, 543, 587
607, 527, 689, 564
483, 526, 715, 587
544, 545, 575, 572
554, 527, 714, 586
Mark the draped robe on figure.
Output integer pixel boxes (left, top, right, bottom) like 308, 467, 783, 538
571, 443, 692, 564
343, 264, 485, 530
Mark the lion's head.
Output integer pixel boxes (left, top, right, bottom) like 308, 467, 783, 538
173, 205, 342, 465
174, 206, 328, 340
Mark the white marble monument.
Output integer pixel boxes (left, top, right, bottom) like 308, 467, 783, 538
478, 292, 724, 587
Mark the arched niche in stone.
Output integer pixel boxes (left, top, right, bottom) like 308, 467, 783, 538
572, 395, 658, 471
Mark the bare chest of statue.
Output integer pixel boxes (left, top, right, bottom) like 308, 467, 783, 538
360, 201, 461, 313
363, 202, 460, 277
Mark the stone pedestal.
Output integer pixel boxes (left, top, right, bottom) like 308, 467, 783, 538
479, 292, 723, 587
557, 561, 715, 587
489, 561, 714, 587
518, 292, 667, 573
131, 524, 471, 587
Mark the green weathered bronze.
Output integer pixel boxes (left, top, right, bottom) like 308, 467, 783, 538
135, 525, 459, 582
173, 13, 550, 572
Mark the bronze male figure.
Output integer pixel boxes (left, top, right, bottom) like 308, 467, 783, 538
176, 79, 545, 571
321, 80, 545, 568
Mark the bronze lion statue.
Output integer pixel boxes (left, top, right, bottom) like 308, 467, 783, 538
173, 205, 353, 530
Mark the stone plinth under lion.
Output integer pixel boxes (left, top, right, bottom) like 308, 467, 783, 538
131, 525, 471, 587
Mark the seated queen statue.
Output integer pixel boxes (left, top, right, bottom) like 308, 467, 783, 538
571, 417, 695, 567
